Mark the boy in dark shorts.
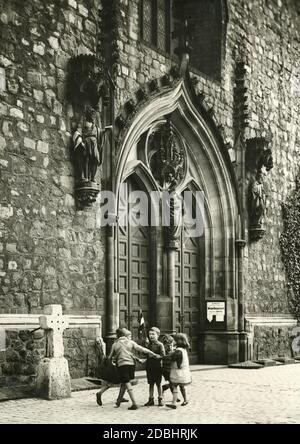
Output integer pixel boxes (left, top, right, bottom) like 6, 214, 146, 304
144, 327, 165, 406
108, 328, 160, 410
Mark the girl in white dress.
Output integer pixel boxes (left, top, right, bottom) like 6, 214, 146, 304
166, 333, 192, 409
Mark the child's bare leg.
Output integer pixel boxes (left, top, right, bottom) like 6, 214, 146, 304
157, 383, 162, 398
166, 384, 178, 409
125, 382, 138, 409
157, 383, 164, 405
149, 383, 154, 399
179, 385, 188, 405
96, 382, 111, 406
115, 384, 127, 407
172, 385, 178, 405
144, 383, 155, 405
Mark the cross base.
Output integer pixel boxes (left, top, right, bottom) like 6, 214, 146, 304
36, 357, 71, 400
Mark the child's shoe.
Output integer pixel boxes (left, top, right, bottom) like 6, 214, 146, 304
166, 404, 176, 409
96, 392, 102, 406
144, 398, 154, 406
158, 397, 164, 406
128, 404, 138, 410
181, 401, 188, 406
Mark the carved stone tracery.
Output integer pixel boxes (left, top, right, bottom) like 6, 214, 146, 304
148, 116, 186, 248
149, 116, 185, 190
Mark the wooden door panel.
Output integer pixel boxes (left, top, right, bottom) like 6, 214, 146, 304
175, 231, 200, 360
118, 179, 151, 341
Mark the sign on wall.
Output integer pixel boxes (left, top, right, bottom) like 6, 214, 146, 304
206, 301, 226, 329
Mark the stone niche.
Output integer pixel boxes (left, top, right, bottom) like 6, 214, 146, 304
67, 55, 109, 209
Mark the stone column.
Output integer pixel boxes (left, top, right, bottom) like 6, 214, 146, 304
105, 223, 119, 351
236, 239, 247, 361
166, 242, 177, 333
103, 79, 119, 352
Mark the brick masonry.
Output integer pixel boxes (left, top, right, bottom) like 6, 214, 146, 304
0, 0, 299, 382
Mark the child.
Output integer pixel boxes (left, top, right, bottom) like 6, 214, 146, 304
166, 333, 191, 409
161, 335, 180, 403
108, 327, 160, 410
144, 327, 165, 407
96, 332, 130, 407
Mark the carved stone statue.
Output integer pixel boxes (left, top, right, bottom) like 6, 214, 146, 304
246, 136, 274, 241
73, 106, 106, 183
248, 166, 267, 227
163, 190, 182, 246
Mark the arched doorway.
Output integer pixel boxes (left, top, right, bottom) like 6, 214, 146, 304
107, 79, 243, 364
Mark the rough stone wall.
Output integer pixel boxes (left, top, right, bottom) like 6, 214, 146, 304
236, 0, 299, 315
253, 325, 294, 360
116, 0, 300, 317
0, 0, 299, 379
0, 0, 105, 317
0, 327, 101, 386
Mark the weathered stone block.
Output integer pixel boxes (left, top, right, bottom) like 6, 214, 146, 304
36, 357, 71, 400
9, 108, 23, 119
37, 141, 49, 153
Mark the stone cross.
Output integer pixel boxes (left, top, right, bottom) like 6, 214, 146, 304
39, 305, 69, 358
36, 304, 71, 400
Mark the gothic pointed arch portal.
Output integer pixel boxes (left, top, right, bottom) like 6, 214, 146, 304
106, 79, 244, 364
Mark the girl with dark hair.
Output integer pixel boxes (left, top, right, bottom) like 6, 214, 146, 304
166, 333, 192, 409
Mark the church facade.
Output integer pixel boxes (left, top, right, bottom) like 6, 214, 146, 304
0, 0, 299, 385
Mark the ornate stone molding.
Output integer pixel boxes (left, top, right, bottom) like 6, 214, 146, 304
149, 116, 185, 190
148, 116, 186, 249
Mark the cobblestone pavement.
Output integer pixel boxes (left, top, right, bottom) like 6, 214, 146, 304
1, 364, 300, 424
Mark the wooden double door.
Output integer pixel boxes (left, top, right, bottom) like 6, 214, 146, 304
118, 178, 201, 357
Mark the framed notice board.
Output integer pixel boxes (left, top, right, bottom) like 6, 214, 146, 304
205, 301, 226, 330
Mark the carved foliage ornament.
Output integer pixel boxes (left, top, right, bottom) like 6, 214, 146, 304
246, 137, 273, 241
149, 116, 185, 191
148, 116, 186, 248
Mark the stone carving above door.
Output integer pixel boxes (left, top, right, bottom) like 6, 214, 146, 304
147, 116, 186, 249
148, 116, 186, 191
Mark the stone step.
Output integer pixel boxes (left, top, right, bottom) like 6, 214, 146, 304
228, 360, 263, 369
274, 357, 296, 365
255, 359, 281, 367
